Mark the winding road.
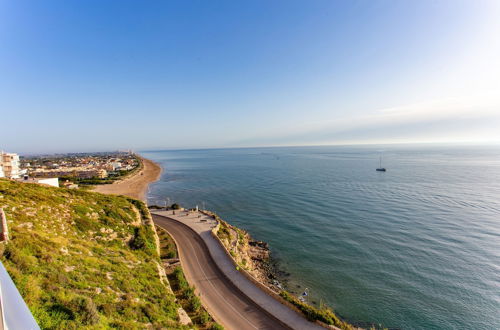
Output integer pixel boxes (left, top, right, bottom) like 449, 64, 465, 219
153, 214, 289, 330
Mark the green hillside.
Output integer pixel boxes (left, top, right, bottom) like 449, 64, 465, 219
0, 179, 181, 329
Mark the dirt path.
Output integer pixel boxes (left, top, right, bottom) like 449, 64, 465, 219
93, 156, 161, 201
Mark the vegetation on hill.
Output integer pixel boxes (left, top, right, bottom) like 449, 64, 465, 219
280, 291, 354, 330
0, 179, 182, 329
214, 215, 274, 287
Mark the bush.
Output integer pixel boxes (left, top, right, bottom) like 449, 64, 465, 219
130, 227, 147, 250
130, 226, 157, 255
217, 224, 230, 241
68, 296, 99, 325
182, 287, 195, 300
195, 310, 210, 325
187, 296, 201, 313
171, 267, 188, 291
128, 198, 150, 219
210, 323, 224, 330
74, 216, 96, 232
165, 250, 176, 258
171, 203, 181, 210
279, 291, 352, 330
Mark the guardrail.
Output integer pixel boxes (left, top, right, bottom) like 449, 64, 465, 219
0, 261, 40, 329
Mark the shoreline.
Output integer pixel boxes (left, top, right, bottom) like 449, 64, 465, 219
92, 155, 162, 201
152, 210, 323, 329
141, 157, 356, 329
198, 211, 355, 329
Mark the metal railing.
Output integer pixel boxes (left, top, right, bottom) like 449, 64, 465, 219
0, 261, 40, 329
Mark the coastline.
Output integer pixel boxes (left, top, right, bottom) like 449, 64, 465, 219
138, 156, 356, 329
205, 212, 281, 290
92, 155, 162, 201
152, 210, 325, 330
91, 155, 284, 294
197, 211, 354, 329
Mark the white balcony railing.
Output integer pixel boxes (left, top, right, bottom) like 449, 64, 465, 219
0, 261, 40, 329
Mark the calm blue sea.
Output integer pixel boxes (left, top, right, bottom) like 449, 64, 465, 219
142, 145, 500, 329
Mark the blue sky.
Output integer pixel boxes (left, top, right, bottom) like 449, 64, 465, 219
1, 0, 499, 153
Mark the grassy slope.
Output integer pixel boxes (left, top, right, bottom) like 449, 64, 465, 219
0, 179, 181, 329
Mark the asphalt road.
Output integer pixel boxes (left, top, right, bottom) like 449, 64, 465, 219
153, 214, 290, 330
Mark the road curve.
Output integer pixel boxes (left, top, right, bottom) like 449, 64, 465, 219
153, 214, 289, 330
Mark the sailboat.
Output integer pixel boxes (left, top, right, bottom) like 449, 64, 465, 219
376, 156, 386, 172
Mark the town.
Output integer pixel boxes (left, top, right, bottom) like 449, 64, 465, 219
0, 150, 140, 188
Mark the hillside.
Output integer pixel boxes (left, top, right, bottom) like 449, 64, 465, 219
0, 179, 182, 329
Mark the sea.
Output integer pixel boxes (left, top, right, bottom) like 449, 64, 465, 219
142, 145, 500, 330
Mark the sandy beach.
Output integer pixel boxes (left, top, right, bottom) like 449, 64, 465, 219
93, 156, 161, 201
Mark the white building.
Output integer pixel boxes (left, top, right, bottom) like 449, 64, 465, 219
19, 177, 59, 188
0, 152, 20, 179
111, 161, 122, 170
39, 178, 59, 187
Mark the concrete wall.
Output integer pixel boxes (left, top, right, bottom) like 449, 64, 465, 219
37, 178, 59, 187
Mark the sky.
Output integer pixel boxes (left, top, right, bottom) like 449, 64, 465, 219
1, 0, 500, 153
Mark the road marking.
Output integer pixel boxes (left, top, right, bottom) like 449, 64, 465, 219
184, 235, 259, 329
156, 217, 259, 329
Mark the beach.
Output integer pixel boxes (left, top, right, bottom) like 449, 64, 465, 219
93, 156, 161, 201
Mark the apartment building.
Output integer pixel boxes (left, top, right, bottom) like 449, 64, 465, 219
0, 152, 20, 179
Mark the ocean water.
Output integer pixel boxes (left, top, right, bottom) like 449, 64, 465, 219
142, 145, 500, 329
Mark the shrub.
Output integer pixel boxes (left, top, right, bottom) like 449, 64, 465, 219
128, 198, 150, 219
129, 226, 157, 255
130, 227, 147, 250
182, 286, 195, 300
74, 216, 96, 232
187, 296, 201, 313
99, 303, 115, 316
279, 291, 352, 330
171, 267, 188, 291
141, 303, 159, 322
217, 224, 230, 241
68, 296, 100, 325
195, 310, 210, 325
210, 323, 224, 330
237, 230, 245, 244
165, 251, 176, 258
